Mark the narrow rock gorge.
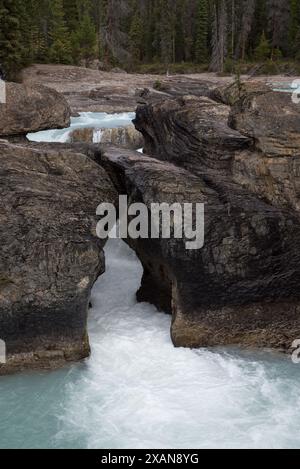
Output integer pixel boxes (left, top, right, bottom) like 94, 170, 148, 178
101, 83, 300, 351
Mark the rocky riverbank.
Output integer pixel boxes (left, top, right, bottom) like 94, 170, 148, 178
22, 64, 299, 115
21, 64, 236, 114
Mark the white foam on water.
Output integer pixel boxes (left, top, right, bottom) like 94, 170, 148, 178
53, 239, 300, 449
0, 238, 300, 449
93, 129, 103, 144
27, 112, 136, 143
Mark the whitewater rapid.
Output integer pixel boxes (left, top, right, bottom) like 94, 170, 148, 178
27, 112, 136, 143
1, 238, 300, 449
1, 112, 300, 449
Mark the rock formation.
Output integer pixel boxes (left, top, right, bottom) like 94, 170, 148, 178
0, 82, 71, 137
1, 73, 300, 376
101, 85, 300, 352
70, 124, 144, 150
0, 141, 117, 374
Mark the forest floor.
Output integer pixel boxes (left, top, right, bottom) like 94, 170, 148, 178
22, 64, 299, 114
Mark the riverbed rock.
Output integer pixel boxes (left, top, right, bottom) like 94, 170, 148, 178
0, 82, 71, 137
69, 124, 144, 150
101, 146, 300, 351
0, 141, 116, 374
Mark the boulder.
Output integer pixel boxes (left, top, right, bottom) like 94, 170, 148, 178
0, 82, 70, 137
0, 141, 117, 374
102, 147, 300, 351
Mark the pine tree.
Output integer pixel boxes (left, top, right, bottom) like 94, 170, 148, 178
294, 28, 300, 60
289, 0, 300, 57
195, 0, 209, 64
0, 0, 26, 80
143, 0, 155, 62
235, 0, 256, 61
159, 0, 176, 66
129, 6, 143, 63
63, 0, 80, 32
248, 0, 267, 54
174, 0, 185, 62
48, 0, 72, 64
73, 12, 98, 64
254, 31, 271, 61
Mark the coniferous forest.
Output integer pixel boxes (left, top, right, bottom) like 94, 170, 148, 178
0, 0, 300, 79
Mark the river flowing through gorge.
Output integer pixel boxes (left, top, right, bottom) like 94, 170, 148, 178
1, 113, 300, 449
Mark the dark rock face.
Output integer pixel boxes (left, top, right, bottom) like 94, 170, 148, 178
0, 83, 71, 137
0, 141, 117, 374
101, 148, 300, 351
134, 95, 251, 175
103, 86, 300, 351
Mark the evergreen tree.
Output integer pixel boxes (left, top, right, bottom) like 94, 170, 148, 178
295, 30, 300, 60
159, 0, 176, 66
254, 31, 271, 61
73, 12, 98, 63
248, 0, 267, 54
129, 5, 143, 63
0, 0, 26, 79
143, 1, 155, 62
48, 0, 72, 64
1, 0, 300, 75
195, 0, 209, 63
63, 0, 80, 32
289, 0, 300, 57
174, 0, 185, 62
